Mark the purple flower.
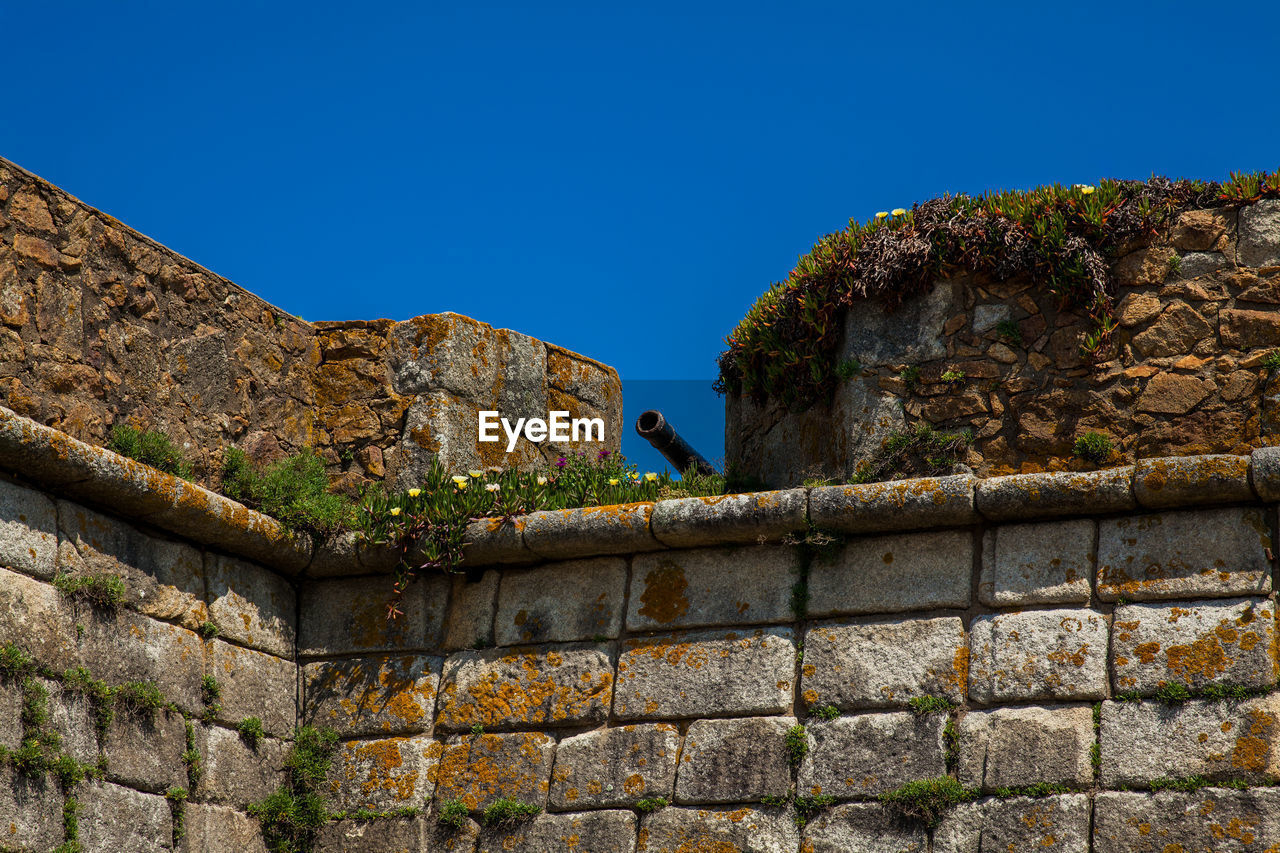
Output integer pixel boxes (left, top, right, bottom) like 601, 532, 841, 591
556, 457, 567, 468
597, 449, 610, 460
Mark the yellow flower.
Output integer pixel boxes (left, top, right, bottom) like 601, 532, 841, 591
645, 472, 658, 482
468, 470, 484, 478
536, 476, 548, 485
608, 478, 620, 486
407, 488, 421, 498
875, 211, 888, 220
1075, 184, 1096, 195
891, 208, 906, 216
485, 483, 501, 493
389, 507, 401, 517
451, 475, 466, 485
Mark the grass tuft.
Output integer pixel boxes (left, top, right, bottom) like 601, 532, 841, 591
481, 797, 541, 827
879, 777, 978, 828
436, 799, 470, 828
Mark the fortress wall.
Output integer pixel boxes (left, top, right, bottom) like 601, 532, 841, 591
5, 409, 1280, 850
728, 200, 1280, 487
0, 157, 622, 490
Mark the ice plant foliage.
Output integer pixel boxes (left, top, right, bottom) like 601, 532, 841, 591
717, 172, 1280, 411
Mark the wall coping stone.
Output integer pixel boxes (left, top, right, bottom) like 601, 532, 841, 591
2, 405, 1279, 582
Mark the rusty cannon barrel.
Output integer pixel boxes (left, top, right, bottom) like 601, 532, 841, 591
635, 410, 717, 477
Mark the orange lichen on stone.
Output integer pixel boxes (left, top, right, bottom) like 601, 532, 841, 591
436, 649, 612, 729
431, 732, 551, 811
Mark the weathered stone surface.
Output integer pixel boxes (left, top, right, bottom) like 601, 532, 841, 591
211, 639, 297, 737
317, 816, 428, 853
808, 530, 971, 617
57, 499, 206, 627
1116, 246, 1172, 287
1239, 198, 1280, 268
975, 467, 1135, 521
1097, 507, 1271, 601
801, 617, 967, 710
1137, 372, 1213, 414
1252, 445, 1280, 502
979, 519, 1093, 606
1112, 599, 1276, 694
42, 676, 97, 764
497, 557, 626, 644
650, 490, 807, 548
1094, 788, 1280, 852
523, 503, 662, 560
443, 569, 499, 651
327, 735, 441, 812
436, 644, 613, 731
1134, 455, 1254, 508
638, 805, 799, 853
206, 554, 295, 657
1132, 302, 1214, 357
460, 517, 537, 567
1171, 208, 1231, 251
549, 723, 680, 810
627, 546, 800, 630
802, 802, 926, 853
103, 707, 186, 793
842, 282, 955, 367
957, 704, 1095, 791
969, 609, 1108, 703
809, 475, 978, 535
1101, 696, 1280, 787
0, 679, 20, 751
0, 767, 62, 850
79, 781, 174, 852
303, 654, 440, 737
1224, 307, 1280, 351
478, 810, 636, 853
431, 731, 555, 812
0, 565, 80, 672
674, 716, 794, 804
934, 794, 1091, 853
424, 811, 481, 852
299, 573, 448, 657
181, 803, 269, 853
197, 724, 287, 808
615, 628, 795, 720
799, 712, 946, 799
0, 476, 57, 579
78, 608, 207, 712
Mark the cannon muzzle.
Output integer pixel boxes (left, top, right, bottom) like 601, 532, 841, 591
635, 410, 717, 478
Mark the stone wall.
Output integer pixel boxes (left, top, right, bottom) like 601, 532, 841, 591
0, 156, 621, 490
728, 199, 1280, 488
10, 410, 1280, 850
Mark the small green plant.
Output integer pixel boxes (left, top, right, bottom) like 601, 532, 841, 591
108, 424, 193, 479
470, 723, 485, 737
907, 695, 955, 716
1152, 682, 1192, 704
878, 777, 978, 829
61, 796, 81, 852
785, 724, 809, 766
849, 423, 972, 484
996, 318, 1023, 346
52, 571, 126, 609
198, 621, 220, 640
166, 787, 188, 845
1148, 775, 1211, 793
481, 797, 540, 827
238, 717, 265, 748
0, 643, 33, 679
115, 680, 165, 720
53, 753, 86, 789
635, 797, 668, 813
899, 365, 921, 392
249, 725, 339, 853
183, 719, 202, 788
808, 704, 840, 722
943, 717, 959, 773
200, 675, 222, 705
1073, 431, 1113, 465
939, 369, 965, 384
759, 794, 790, 807
834, 358, 861, 381
1091, 702, 1101, 778
792, 794, 835, 829
1263, 350, 1280, 373
222, 447, 355, 538
1168, 252, 1182, 275
436, 798, 470, 828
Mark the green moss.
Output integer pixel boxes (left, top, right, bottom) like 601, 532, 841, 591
792, 794, 835, 829
808, 704, 840, 722
1148, 775, 1212, 792
996, 318, 1023, 346
1073, 431, 1114, 465
52, 571, 126, 609
238, 717, 265, 749
785, 724, 809, 766
907, 695, 955, 716
436, 798, 470, 828
481, 797, 541, 827
634, 797, 668, 813
879, 777, 978, 828
198, 621, 220, 640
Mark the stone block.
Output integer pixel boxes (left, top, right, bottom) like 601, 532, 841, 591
1094, 788, 1280, 852
316, 816, 427, 853
975, 467, 1135, 521
979, 519, 1094, 606
205, 554, 295, 658
211, 639, 297, 738
614, 628, 795, 720
79, 608, 207, 712
934, 794, 1091, 853
327, 735, 442, 812
1101, 695, 1280, 787
197, 724, 287, 808
436, 644, 613, 732
1134, 455, 1254, 508
523, 503, 663, 560
650, 489, 807, 548
808, 531, 971, 617
57, 499, 206, 628
969, 609, 1108, 703
443, 569, 499, 651
637, 805, 799, 853
79, 781, 173, 852
549, 723, 680, 810
0, 476, 57, 579
424, 810, 481, 852
802, 802, 926, 853
1097, 508, 1272, 601
1239, 198, 1280, 268
809, 475, 978, 535
298, 573, 448, 657
957, 704, 1095, 791
180, 803, 269, 853
497, 557, 626, 644
626, 546, 800, 630
478, 810, 636, 853
42, 676, 97, 764
1254, 445, 1280, 502
798, 712, 946, 799
0, 564, 79, 672
460, 517, 537, 567
431, 731, 555, 812
1112, 598, 1276, 694
103, 707, 186, 793
0, 679, 19, 751
0, 767, 62, 851
674, 716, 794, 805
801, 617, 967, 710
303, 654, 440, 738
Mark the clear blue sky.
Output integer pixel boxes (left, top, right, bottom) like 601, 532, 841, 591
5, 1, 1279, 473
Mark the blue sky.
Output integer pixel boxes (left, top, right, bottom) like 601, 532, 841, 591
4, 1, 1279, 473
